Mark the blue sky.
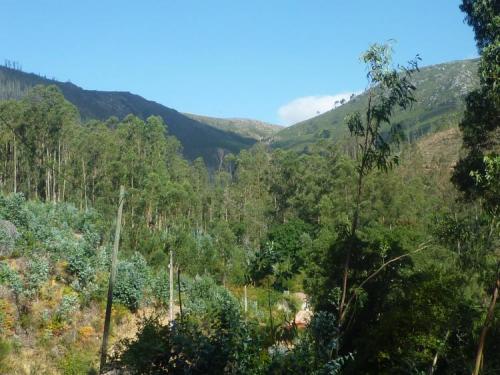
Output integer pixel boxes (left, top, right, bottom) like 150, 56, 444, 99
1, 1, 477, 125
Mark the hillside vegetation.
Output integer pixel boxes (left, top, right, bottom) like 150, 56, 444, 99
0, 67, 256, 168
0, 2, 498, 372
273, 59, 479, 150
0, 43, 497, 373
184, 113, 282, 141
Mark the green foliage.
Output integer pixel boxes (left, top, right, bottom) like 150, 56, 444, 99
24, 256, 50, 297
0, 222, 16, 256
269, 312, 352, 375
250, 219, 312, 288
114, 252, 150, 311
0, 30, 497, 373
0, 338, 12, 374
0, 67, 257, 169
453, 0, 499, 213
58, 348, 96, 375
55, 294, 80, 323
469, 155, 500, 213
185, 113, 281, 141
0, 193, 30, 228
114, 276, 265, 374
348, 42, 419, 177
184, 275, 240, 318
149, 272, 170, 307
0, 262, 23, 297
273, 59, 479, 151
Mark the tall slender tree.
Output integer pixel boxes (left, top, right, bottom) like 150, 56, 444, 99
338, 43, 420, 326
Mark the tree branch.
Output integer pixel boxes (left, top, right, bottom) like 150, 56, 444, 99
343, 241, 432, 321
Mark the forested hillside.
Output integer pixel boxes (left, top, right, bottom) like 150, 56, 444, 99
273, 59, 479, 150
0, 1, 498, 374
0, 67, 256, 168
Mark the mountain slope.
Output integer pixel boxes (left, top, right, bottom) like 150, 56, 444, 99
0, 67, 256, 167
184, 113, 282, 141
273, 59, 479, 151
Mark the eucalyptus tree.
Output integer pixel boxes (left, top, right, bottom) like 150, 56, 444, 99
0, 86, 78, 201
337, 42, 420, 327
18, 85, 78, 202
0, 100, 21, 193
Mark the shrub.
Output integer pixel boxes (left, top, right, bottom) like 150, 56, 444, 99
0, 193, 30, 228
58, 348, 97, 375
0, 263, 23, 300
150, 272, 170, 307
113, 302, 264, 374
25, 256, 50, 297
114, 252, 150, 311
269, 311, 352, 374
55, 294, 79, 323
184, 275, 240, 320
66, 244, 96, 288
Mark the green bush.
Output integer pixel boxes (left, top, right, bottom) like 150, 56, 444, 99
0, 193, 30, 228
58, 348, 97, 375
66, 243, 96, 288
114, 252, 150, 311
25, 256, 50, 297
150, 272, 170, 307
55, 294, 79, 323
113, 290, 265, 374
269, 311, 352, 374
0, 262, 23, 299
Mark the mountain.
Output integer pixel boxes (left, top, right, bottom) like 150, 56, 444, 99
183, 113, 282, 141
0, 66, 257, 167
272, 59, 479, 151
0, 58, 479, 166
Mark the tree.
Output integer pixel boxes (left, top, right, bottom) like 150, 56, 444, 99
451, 2, 499, 373
338, 42, 420, 327
452, 0, 499, 211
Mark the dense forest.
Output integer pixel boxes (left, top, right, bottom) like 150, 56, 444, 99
0, 1, 498, 374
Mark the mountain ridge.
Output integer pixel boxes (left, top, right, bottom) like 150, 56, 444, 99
0, 66, 258, 167
272, 58, 479, 150
183, 113, 282, 141
0, 58, 480, 164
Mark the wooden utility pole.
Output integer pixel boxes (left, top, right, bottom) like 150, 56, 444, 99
99, 186, 125, 374
267, 279, 274, 340
169, 249, 174, 322
177, 268, 183, 322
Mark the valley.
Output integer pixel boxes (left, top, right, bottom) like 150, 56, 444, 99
0, 1, 498, 374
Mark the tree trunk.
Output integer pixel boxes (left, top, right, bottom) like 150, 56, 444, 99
177, 267, 183, 322
57, 140, 61, 202
13, 135, 17, 193
472, 274, 499, 375
52, 151, 57, 203
429, 330, 449, 374
338, 93, 373, 326
82, 158, 87, 211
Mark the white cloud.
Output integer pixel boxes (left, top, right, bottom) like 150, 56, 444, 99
278, 93, 356, 126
